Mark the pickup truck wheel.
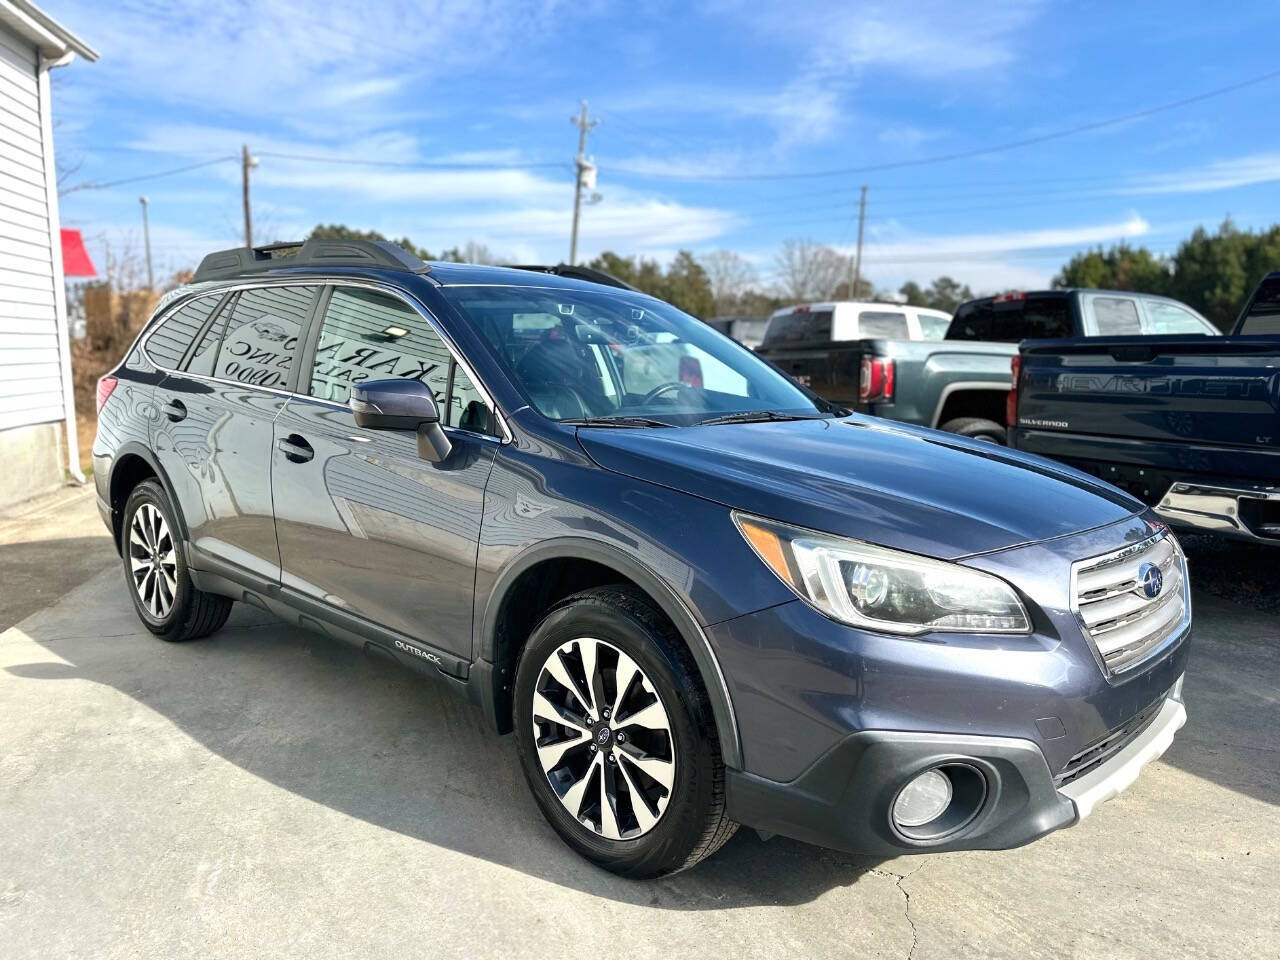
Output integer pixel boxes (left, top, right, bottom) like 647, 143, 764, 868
513, 585, 737, 878
940, 416, 1006, 444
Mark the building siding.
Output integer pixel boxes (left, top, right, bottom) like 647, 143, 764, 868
0, 21, 62, 431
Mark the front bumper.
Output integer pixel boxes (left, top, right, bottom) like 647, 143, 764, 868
726, 674, 1186, 856
1154, 481, 1280, 545
1058, 676, 1186, 820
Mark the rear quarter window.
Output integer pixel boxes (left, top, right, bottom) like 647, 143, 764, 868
762, 309, 833, 346
145, 296, 220, 368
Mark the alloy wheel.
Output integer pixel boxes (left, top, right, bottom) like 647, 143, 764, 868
128, 502, 177, 619
531, 636, 677, 840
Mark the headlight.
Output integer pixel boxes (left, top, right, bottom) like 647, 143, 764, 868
733, 512, 1031, 636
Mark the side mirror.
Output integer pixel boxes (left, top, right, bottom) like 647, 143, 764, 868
349, 379, 452, 462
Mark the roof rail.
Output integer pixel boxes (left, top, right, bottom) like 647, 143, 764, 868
508, 264, 637, 291
193, 237, 430, 283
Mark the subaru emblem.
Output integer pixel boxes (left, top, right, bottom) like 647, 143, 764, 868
1139, 562, 1163, 600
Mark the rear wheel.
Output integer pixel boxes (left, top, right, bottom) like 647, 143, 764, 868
513, 585, 736, 877
940, 416, 1006, 444
121, 480, 232, 642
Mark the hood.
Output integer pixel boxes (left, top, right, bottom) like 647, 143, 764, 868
576, 415, 1141, 560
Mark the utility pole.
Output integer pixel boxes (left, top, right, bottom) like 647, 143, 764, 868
138, 196, 154, 291
851, 184, 867, 298
241, 144, 258, 248
568, 100, 598, 265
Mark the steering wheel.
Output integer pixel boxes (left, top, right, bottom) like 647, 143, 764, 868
641, 381, 690, 404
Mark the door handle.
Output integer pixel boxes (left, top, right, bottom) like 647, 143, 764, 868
161, 399, 187, 422
276, 434, 314, 463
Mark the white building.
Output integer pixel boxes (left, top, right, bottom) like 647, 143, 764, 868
0, 0, 95, 510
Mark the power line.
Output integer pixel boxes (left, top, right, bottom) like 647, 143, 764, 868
60, 155, 238, 193
606, 67, 1280, 182
255, 150, 569, 171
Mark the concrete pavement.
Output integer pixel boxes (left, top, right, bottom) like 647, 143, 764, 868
0, 491, 1276, 958
0, 485, 116, 631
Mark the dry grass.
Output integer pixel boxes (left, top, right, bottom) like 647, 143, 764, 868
69, 288, 162, 476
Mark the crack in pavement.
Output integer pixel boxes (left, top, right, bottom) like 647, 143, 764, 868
871, 867, 922, 959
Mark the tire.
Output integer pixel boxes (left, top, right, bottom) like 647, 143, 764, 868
513, 585, 737, 878
120, 480, 233, 642
940, 416, 1006, 444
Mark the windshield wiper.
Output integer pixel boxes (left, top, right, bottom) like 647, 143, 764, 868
696, 410, 825, 426
562, 415, 676, 429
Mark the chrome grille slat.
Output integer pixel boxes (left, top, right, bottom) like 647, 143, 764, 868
1075, 537, 1175, 597
1071, 532, 1190, 677
1085, 565, 1184, 635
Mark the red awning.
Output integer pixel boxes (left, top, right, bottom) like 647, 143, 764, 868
61, 228, 97, 277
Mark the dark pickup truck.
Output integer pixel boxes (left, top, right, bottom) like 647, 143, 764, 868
1009, 273, 1280, 544
757, 289, 1218, 443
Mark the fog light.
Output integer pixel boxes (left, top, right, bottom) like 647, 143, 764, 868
893, 769, 952, 828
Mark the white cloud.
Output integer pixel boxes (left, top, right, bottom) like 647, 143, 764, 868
878, 124, 947, 149
1124, 152, 1280, 195
839, 215, 1152, 294
47, 0, 571, 126
703, 0, 1042, 78
847, 215, 1150, 262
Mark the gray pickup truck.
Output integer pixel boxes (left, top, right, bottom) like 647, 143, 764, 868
757, 288, 1218, 443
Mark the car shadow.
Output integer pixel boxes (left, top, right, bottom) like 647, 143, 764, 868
4, 570, 885, 907
6, 552, 1275, 907
0, 535, 118, 631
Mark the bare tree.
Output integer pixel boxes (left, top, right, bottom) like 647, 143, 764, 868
772, 239, 850, 301
700, 250, 758, 314
460, 241, 499, 264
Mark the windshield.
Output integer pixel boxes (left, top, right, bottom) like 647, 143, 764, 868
442, 285, 826, 424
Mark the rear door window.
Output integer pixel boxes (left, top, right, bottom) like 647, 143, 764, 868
762, 309, 834, 346
1143, 300, 1215, 334
1090, 296, 1142, 335
214, 285, 316, 390
145, 295, 220, 369
916, 312, 950, 340
1237, 276, 1280, 335
857, 310, 909, 339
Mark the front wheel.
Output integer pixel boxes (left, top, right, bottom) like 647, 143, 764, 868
121, 480, 233, 642
513, 585, 736, 877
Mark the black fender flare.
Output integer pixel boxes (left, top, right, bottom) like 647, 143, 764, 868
479, 536, 743, 769
107, 442, 191, 548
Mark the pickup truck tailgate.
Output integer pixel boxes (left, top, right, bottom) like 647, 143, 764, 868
761, 344, 862, 402
1015, 336, 1280, 489
1019, 337, 1279, 443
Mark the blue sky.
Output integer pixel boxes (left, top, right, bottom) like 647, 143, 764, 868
44, 0, 1280, 293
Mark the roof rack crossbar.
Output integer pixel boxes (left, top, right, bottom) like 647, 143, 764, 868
193, 237, 430, 283
509, 264, 637, 291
